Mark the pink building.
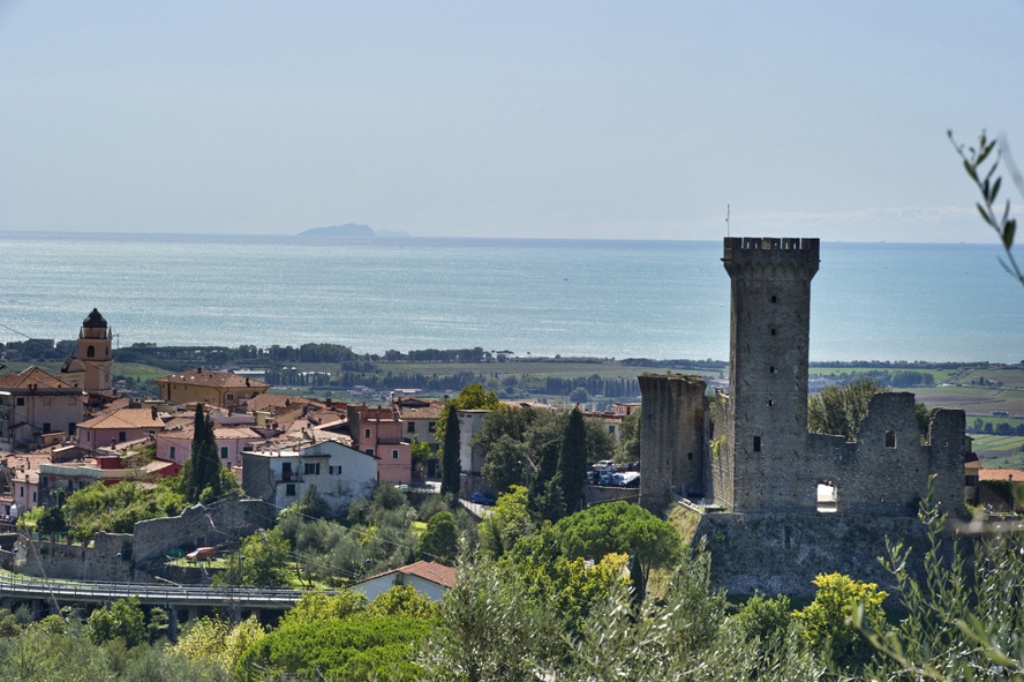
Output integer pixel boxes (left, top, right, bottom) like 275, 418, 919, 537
155, 424, 262, 469
346, 405, 412, 485
76, 406, 165, 452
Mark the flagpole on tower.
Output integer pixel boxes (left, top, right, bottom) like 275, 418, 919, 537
726, 204, 730, 237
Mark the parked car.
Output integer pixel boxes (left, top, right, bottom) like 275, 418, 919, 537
598, 471, 615, 486
586, 471, 600, 485
619, 472, 641, 488
592, 459, 616, 471
186, 547, 217, 562
471, 491, 497, 506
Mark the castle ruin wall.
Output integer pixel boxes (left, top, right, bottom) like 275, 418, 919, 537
639, 374, 707, 513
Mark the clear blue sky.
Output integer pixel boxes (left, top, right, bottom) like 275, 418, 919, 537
1, 1, 1022, 242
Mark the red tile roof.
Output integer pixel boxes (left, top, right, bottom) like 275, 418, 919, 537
355, 560, 457, 590
153, 369, 270, 390
394, 399, 445, 420
978, 468, 1024, 482
78, 407, 165, 430
397, 560, 457, 588
0, 366, 76, 391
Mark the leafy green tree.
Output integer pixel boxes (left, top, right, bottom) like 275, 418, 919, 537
146, 607, 169, 643
569, 386, 590, 404
238, 614, 429, 681
733, 592, 793, 645
809, 378, 929, 442
295, 484, 330, 519
420, 556, 564, 681
547, 500, 682, 595
410, 436, 433, 477
793, 572, 887, 671
216, 528, 291, 587
479, 485, 535, 560
807, 378, 886, 441
530, 472, 566, 524
35, 504, 67, 536
858, 490, 1024, 681
481, 433, 532, 492
279, 591, 367, 628
174, 615, 266, 675
367, 584, 438, 621
557, 408, 589, 514
440, 404, 461, 499
616, 407, 641, 464
419, 510, 459, 564
528, 439, 562, 521
63, 478, 186, 540
88, 597, 147, 648
435, 383, 501, 444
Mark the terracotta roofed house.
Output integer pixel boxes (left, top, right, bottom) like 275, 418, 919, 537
75, 406, 165, 452
349, 560, 457, 601
393, 396, 445, 452
153, 368, 270, 408
0, 366, 86, 448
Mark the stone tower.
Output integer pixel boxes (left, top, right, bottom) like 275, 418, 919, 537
76, 308, 113, 395
638, 374, 707, 513
717, 237, 819, 512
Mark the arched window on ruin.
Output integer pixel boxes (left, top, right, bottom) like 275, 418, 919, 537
86, 345, 95, 358
885, 430, 897, 448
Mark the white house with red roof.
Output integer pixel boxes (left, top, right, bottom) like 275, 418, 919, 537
349, 560, 457, 601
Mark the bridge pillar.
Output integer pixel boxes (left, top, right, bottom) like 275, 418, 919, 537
167, 607, 178, 643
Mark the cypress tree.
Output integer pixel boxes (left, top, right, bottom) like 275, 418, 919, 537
187, 403, 222, 503
440, 404, 461, 500
557, 408, 588, 515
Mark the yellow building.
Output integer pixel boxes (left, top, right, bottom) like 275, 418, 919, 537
153, 368, 270, 408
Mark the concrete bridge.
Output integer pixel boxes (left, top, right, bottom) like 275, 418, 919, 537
0, 571, 312, 638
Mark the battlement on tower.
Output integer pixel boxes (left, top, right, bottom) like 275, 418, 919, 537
722, 237, 819, 270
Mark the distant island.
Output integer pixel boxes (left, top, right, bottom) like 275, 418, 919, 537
298, 223, 375, 238
298, 223, 410, 238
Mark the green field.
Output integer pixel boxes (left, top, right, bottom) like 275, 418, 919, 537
969, 435, 1024, 451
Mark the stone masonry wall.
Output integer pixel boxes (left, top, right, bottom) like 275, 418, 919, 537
796, 394, 965, 516
15, 500, 274, 581
132, 499, 274, 565
18, 532, 134, 582
693, 511, 950, 604
639, 374, 707, 514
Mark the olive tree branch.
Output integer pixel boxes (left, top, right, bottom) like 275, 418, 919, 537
948, 129, 1024, 289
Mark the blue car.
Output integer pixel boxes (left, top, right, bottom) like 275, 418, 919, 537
471, 491, 497, 506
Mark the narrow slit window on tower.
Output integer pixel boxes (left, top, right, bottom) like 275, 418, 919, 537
769, 366, 776, 374
771, 295, 777, 303
885, 430, 897, 448
768, 399, 776, 407
770, 328, 777, 336
753, 436, 762, 452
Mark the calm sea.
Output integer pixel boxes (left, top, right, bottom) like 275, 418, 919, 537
0, 232, 1020, 363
